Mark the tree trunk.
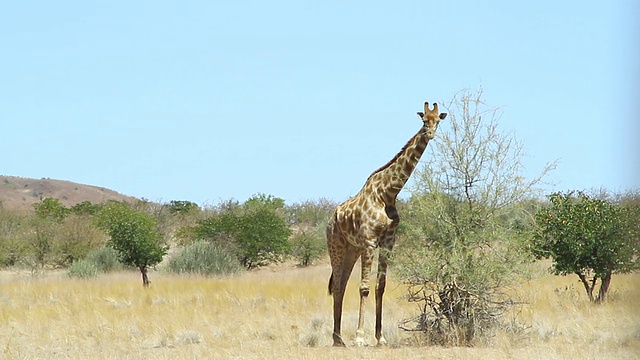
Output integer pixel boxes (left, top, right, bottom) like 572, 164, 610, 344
140, 266, 151, 287
595, 271, 612, 304
576, 272, 594, 302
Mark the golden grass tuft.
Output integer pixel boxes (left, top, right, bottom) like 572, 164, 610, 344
0, 263, 638, 359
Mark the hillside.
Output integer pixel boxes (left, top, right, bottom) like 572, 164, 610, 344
0, 175, 137, 213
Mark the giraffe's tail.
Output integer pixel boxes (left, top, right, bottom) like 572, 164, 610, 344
328, 273, 334, 296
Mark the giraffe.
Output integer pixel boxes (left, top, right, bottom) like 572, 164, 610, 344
326, 101, 447, 347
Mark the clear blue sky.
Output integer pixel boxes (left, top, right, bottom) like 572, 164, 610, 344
1, 1, 638, 205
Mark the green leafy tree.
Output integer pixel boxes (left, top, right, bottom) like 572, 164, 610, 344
534, 191, 640, 303
234, 206, 291, 268
29, 199, 67, 269
187, 195, 291, 269
244, 193, 286, 215
33, 198, 69, 221
167, 200, 200, 215
96, 201, 168, 286
166, 200, 204, 240
70, 201, 102, 216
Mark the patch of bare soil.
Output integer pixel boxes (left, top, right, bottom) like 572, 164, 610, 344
0, 175, 137, 212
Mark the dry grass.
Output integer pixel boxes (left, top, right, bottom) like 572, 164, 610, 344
0, 262, 638, 360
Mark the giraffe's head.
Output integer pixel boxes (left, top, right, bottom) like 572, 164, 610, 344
417, 102, 447, 139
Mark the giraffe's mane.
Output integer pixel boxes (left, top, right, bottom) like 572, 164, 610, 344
366, 131, 421, 181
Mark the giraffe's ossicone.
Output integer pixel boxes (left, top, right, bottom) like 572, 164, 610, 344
327, 102, 447, 347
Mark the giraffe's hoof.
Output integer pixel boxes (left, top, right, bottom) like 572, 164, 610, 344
332, 334, 346, 347
354, 336, 367, 347
377, 336, 388, 346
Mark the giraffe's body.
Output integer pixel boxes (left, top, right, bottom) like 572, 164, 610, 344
327, 102, 446, 347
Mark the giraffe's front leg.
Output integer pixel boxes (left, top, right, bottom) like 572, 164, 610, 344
375, 231, 396, 346
355, 243, 375, 347
375, 246, 391, 346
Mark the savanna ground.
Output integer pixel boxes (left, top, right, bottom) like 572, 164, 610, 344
1, 260, 639, 360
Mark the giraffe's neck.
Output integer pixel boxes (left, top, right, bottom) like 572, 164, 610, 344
362, 129, 430, 204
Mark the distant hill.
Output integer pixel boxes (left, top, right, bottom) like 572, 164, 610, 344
0, 175, 138, 213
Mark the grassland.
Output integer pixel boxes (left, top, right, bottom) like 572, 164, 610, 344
0, 262, 638, 360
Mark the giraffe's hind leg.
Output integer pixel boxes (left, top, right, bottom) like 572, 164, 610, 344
334, 246, 359, 346
375, 224, 397, 346
327, 226, 359, 346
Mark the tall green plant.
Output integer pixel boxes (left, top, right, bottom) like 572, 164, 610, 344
534, 191, 640, 303
396, 89, 554, 345
55, 214, 106, 266
85, 246, 123, 273
290, 228, 326, 267
286, 199, 335, 266
33, 198, 69, 220
168, 240, 242, 276
0, 207, 29, 266
185, 195, 291, 269
96, 201, 168, 286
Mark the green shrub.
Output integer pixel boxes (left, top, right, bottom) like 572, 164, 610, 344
68, 260, 98, 279
85, 246, 123, 273
0, 236, 29, 267
191, 206, 291, 269
54, 214, 106, 267
168, 241, 242, 276
0, 208, 29, 267
33, 198, 69, 221
290, 227, 326, 267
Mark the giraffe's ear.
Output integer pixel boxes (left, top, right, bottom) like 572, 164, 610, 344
417, 112, 425, 119
439, 113, 447, 120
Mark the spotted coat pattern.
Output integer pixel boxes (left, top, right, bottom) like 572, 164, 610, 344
327, 102, 447, 347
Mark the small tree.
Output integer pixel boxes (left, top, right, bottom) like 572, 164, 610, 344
244, 193, 285, 214
33, 198, 69, 221
167, 200, 200, 215
286, 198, 335, 266
534, 191, 640, 303
185, 195, 291, 269
234, 206, 291, 268
30, 198, 66, 269
96, 201, 168, 286
55, 214, 107, 266
290, 228, 326, 267
31, 199, 108, 267
396, 89, 554, 345
27, 216, 57, 271
70, 201, 102, 216
0, 207, 29, 267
